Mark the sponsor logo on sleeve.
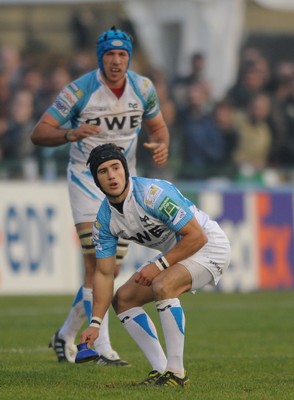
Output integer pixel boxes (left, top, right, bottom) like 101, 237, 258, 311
159, 197, 179, 219
52, 100, 70, 117
69, 83, 83, 98
172, 208, 187, 225
144, 184, 163, 208
60, 88, 80, 106
159, 196, 187, 225
93, 221, 102, 250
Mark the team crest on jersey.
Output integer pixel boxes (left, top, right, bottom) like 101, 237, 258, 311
144, 185, 163, 208
159, 197, 187, 224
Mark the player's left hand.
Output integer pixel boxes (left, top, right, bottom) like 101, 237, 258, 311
80, 326, 99, 348
143, 142, 168, 166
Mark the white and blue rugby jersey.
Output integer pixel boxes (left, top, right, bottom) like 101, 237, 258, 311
47, 69, 160, 174
92, 177, 210, 259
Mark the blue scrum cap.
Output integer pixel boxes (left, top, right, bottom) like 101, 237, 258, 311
96, 26, 133, 72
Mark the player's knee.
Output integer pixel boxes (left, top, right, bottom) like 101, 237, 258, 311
152, 278, 170, 299
112, 287, 131, 314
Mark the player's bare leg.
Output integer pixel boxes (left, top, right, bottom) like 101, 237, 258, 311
50, 222, 128, 365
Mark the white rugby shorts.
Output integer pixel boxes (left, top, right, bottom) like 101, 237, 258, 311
180, 220, 231, 290
67, 161, 105, 224
144, 219, 231, 292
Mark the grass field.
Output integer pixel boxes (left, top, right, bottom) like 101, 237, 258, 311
0, 291, 293, 400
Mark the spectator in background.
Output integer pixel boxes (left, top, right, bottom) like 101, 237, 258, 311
152, 69, 176, 130
179, 52, 206, 84
279, 76, 294, 168
267, 61, 294, 166
233, 92, 273, 181
21, 66, 46, 120
137, 67, 176, 179
2, 88, 39, 179
177, 87, 239, 180
34, 65, 73, 178
0, 69, 13, 120
172, 52, 211, 110
227, 63, 269, 111
41, 65, 72, 107
0, 117, 8, 163
273, 61, 294, 84
177, 82, 221, 180
69, 51, 96, 80
241, 47, 271, 86
227, 47, 270, 111
0, 46, 22, 90
211, 98, 239, 179
71, 9, 96, 50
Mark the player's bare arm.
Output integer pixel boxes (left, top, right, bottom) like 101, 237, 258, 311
143, 111, 169, 166
31, 112, 101, 147
163, 218, 208, 267
135, 218, 208, 287
80, 256, 116, 347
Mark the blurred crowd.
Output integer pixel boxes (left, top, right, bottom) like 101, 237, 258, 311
1, 44, 294, 184
0, 46, 97, 180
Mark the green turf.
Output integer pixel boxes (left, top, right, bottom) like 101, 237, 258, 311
0, 291, 293, 400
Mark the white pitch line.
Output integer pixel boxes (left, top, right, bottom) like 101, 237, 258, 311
0, 346, 50, 353
0, 307, 69, 317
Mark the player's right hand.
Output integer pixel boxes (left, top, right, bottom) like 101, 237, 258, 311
80, 326, 99, 348
66, 123, 102, 142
